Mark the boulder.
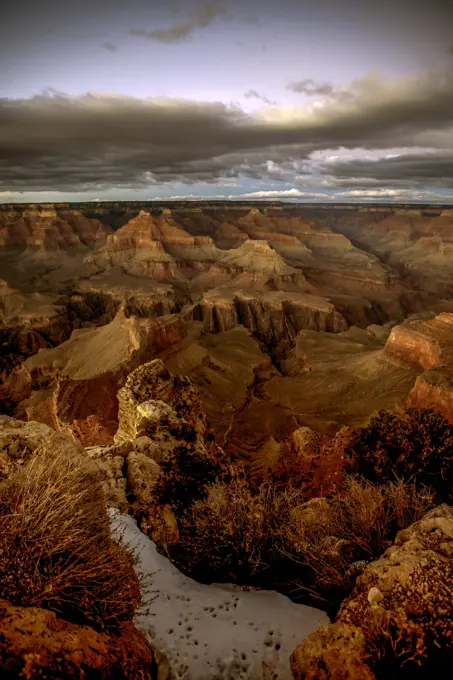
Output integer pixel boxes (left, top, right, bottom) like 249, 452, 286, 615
0, 600, 158, 679
0, 415, 82, 480
291, 622, 374, 680
85, 440, 134, 510
114, 359, 224, 541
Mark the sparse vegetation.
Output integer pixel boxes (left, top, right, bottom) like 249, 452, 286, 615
169, 467, 433, 605
286, 477, 433, 599
346, 408, 453, 502
272, 426, 351, 497
0, 447, 140, 631
176, 465, 270, 578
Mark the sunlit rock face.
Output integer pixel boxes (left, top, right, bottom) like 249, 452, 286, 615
2, 310, 187, 445
191, 290, 347, 338
115, 358, 207, 443
381, 313, 453, 423
85, 209, 221, 282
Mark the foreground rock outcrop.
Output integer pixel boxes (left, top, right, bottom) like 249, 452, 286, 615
291, 504, 453, 679
115, 358, 207, 442
113, 358, 222, 541
0, 600, 158, 680
0, 351, 221, 545
0, 416, 163, 680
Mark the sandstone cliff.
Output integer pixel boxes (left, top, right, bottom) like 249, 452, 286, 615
3, 309, 187, 444
192, 289, 347, 337
85, 209, 221, 281
2, 201, 453, 465
383, 313, 453, 422
0, 206, 110, 250
329, 206, 453, 296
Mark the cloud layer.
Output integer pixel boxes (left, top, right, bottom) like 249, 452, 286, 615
129, 1, 226, 43
1, 66, 453, 197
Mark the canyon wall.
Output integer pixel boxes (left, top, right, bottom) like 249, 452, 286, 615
2, 202, 453, 460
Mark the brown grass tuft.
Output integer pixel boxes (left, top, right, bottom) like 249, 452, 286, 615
0, 445, 140, 631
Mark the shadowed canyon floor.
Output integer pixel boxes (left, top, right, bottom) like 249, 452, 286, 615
2, 202, 453, 466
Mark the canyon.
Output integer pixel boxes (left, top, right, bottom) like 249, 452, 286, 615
3, 200, 453, 678
2, 201, 453, 466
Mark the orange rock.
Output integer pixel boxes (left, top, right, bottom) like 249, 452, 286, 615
0, 600, 158, 679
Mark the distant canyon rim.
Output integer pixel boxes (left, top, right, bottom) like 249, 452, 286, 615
2, 200, 453, 470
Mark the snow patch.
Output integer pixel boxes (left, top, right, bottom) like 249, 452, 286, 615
110, 509, 329, 680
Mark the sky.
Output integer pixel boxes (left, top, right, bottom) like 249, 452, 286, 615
1, 0, 453, 203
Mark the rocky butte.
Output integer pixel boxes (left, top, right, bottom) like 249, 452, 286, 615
2, 201, 453, 678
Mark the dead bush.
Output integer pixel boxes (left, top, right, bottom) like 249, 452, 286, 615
0, 446, 140, 631
153, 444, 223, 512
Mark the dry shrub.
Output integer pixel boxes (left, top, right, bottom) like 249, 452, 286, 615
273, 427, 352, 499
0, 446, 140, 631
285, 477, 434, 599
347, 408, 453, 502
177, 466, 271, 577
153, 444, 223, 511
173, 471, 434, 603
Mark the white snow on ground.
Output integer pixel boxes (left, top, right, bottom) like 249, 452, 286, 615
110, 509, 329, 680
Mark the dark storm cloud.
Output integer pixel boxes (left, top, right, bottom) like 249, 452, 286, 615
129, 1, 226, 43
324, 151, 453, 183
2, 0, 451, 52
1, 66, 453, 191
